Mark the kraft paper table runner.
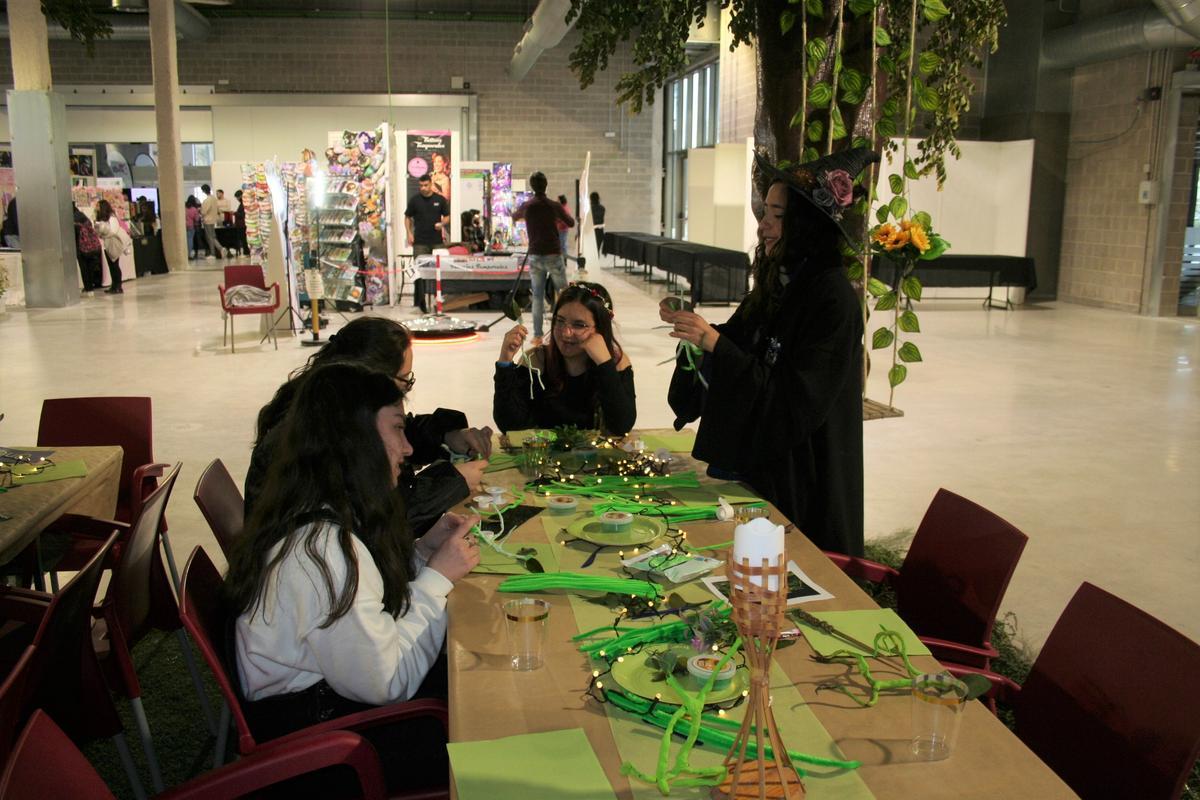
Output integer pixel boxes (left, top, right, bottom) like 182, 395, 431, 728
448, 728, 618, 800
537, 516, 875, 799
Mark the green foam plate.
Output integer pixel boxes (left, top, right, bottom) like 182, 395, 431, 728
609, 649, 748, 706
565, 515, 666, 546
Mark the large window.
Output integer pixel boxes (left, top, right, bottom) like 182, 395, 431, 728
664, 61, 719, 239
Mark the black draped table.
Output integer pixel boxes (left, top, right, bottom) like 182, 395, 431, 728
879, 254, 1036, 309
603, 231, 750, 305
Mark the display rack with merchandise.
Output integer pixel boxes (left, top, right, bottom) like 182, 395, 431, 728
240, 163, 272, 257
325, 126, 389, 305
306, 175, 363, 306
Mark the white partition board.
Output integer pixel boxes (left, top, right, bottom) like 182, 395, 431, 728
686, 147, 715, 246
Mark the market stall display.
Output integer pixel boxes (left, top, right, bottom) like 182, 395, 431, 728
325, 127, 389, 305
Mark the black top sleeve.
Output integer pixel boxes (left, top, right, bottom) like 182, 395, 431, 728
405, 408, 469, 465
592, 359, 637, 435
493, 363, 539, 432
402, 461, 470, 537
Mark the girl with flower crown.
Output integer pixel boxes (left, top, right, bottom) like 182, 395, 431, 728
493, 281, 637, 435
662, 149, 878, 557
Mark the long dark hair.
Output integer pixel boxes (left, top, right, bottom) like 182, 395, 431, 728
541, 282, 621, 394
226, 363, 415, 625
95, 200, 114, 223
742, 182, 842, 322
255, 317, 412, 444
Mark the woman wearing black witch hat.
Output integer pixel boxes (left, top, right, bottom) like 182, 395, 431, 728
662, 148, 879, 557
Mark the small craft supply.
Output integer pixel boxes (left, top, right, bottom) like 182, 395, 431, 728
622, 545, 721, 584
687, 653, 737, 690
498, 572, 662, 600
487, 485, 507, 504
600, 511, 633, 532
732, 516, 785, 591
473, 495, 497, 510
545, 495, 579, 515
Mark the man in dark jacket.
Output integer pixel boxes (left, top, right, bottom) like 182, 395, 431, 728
513, 172, 574, 340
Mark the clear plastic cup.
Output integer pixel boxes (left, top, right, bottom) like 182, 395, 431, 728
503, 597, 550, 671
911, 672, 968, 760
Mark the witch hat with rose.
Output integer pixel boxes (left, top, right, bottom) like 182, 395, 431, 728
754, 148, 880, 245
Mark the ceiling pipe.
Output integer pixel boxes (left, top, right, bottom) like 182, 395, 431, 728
0, 0, 210, 42
508, 0, 574, 82
1042, 4, 1199, 71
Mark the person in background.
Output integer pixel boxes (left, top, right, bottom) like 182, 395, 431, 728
512, 172, 574, 341
663, 148, 877, 557
73, 205, 103, 293
227, 363, 477, 795
461, 209, 485, 253
590, 191, 606, 258
404, 173, 449, 256
2, 195, 18, 249
494, 281, 635, 435
94, 199, 129, 295
200, 183, 222, 261
185, 196, 202, 259
246, 316, 493, 537
556, 194, 571, 258
234, 189, 249, 256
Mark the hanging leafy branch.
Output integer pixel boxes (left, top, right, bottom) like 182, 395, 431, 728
41, 0, 113, 57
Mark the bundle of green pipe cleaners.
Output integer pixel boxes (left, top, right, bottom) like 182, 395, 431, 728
497, 572, 663, 600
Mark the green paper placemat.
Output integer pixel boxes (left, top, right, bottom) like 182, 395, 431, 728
641, 430, 696, 453
10, 459, 88, 485
473, 541, 560, 575
449, 728, 617, 800
484, 452, 522, 473
800, 609, 931, 659
666, 481, 763, 507
538, 517, 873, 799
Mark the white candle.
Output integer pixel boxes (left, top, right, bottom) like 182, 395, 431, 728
732, 517, 785, 591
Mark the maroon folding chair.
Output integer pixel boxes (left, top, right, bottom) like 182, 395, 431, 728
0, 711, 387, 800
30, 397, 184, 593
948, 582, 1200, 800
0, 531, 146, 799
192, 458, 244, 559
179, 546, 451, 800
219, 264, 280, 353
825, 488, 1027, 670
90, 462, 215, 793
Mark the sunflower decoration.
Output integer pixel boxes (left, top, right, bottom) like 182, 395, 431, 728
869, 212, 947, 262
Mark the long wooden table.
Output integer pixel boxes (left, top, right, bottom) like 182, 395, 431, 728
448, 444, 1075, 798
0, 445, 123, 564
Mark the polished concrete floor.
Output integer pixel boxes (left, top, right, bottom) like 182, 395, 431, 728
1, 259, 1197, 654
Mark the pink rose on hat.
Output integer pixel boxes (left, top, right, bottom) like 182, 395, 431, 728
822, 169, 855, 208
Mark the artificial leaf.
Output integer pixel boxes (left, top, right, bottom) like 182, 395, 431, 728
919, 50, 942, 74
875, 205, 890, 224
809, 82, 833, 109
875, 291, 898, 311
806, 119, 825, 142
876, 116, 897, 138
780, 9, 796, 34
830, 104, 847, 140
889, 196, 908, 219
848, 0, 876, 14
874, 26, 892, 46
898, 309, 921, 332
805, 0, 824, 18
901, 274, 923, 301
888, 363, 908, 387
852, 135, 872, 149
904, 160, 920, 180
789, 105, 806, 128
881, 96, 900, 118
839, 68, 865, 96
898, 341, 923, 362
846, 260, 864, 280
918, 86, 940, 112
806, 38, 828, 68
913, 210, 933, 228
888, 173, 904, 195
922, 0, 950, 21
919, 235, 950, 260
803, 146, 819, 162
960, 673, 993, 702
871, 327, 894, 349
866, 276, 889, 297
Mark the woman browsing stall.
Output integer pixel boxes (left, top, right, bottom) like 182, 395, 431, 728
663, 149, 877, 557
493, 282, 636, 436
227, 364, 480, 793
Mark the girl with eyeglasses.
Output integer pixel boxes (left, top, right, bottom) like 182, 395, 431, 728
246, 316, 494, 535
228, 363, 479, 794
493, 282, 636, 435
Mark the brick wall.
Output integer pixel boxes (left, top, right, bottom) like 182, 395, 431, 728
718, 19, 757, 145
0, 18, 658, 234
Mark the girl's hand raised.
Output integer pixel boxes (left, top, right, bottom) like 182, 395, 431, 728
499, 324, 528, 362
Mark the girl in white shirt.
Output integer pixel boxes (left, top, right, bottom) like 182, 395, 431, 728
225, 362, 480, 793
